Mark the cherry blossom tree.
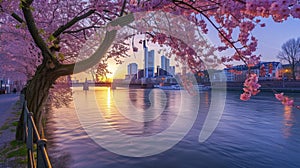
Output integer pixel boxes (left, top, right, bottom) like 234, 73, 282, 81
1, 0, 300, 139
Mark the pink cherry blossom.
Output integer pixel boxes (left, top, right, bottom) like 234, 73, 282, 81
1, 0, 300, 111
240, 73, 261, 101
240, 92, 251, 101
275, 93, 294, 107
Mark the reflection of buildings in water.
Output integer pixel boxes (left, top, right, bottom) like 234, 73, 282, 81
197, 91, 210, 112
140, 89, 181, 135
142, 89, 167, 134
128, 89, 138, 107
283, 105, 294, 138
204, 92, 209, 106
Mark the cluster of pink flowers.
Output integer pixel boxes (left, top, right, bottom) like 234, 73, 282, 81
274, 93, 294, 107
246, 55, 260, 67
240, 74, 261, 101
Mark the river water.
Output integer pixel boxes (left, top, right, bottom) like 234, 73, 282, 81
47, 87, 300, 168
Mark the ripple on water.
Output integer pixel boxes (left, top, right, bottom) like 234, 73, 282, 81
47, 88, 300, 168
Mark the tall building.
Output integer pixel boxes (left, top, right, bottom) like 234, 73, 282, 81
143, 40, 155, 78
143, 40, 149, 78
161, 55, 170, 71
127, 63, 138, 75
148, 50, 155, 77
168, 66, 175, 76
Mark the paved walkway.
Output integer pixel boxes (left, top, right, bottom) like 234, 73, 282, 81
0, 94, 19, 147
0, 94, 19, 127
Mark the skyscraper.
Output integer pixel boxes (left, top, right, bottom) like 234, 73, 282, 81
143, 40, 148, 78
148, 50, 155, 77
161, 55, 170, 72
143, 40, 155, 78
161, 55, 166, 70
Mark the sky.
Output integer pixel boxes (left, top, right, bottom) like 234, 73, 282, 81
74, 16, 300, 81
252, 17, 300, 61
208, 17, 300, 62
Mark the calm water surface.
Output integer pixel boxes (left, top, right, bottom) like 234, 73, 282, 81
48, 87, 300, 168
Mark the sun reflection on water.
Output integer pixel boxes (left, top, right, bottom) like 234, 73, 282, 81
283, 105, 294, 138
107, 87, 111, 108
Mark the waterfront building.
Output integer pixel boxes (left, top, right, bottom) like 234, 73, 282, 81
223, 61, 282, 82
280, 63, 300, 80
168, 66, 175, 76
127, 63, 138, 75
137, 69, 144, 79
126, 63, 138, 80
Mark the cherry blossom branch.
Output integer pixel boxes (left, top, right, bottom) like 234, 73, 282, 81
63, 25, 103, 34
11, 13, 24, 23
274, 92, 300, 110
52, 9, 96, 38
21, 0, 53, 60
0, 4, 24, 24
172, 0, 247, 64
240, 73, 300, 110
54, 13, 134, 77
120, 0, 127, 17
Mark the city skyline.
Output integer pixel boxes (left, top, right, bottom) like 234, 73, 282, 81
107, 17, 300, 80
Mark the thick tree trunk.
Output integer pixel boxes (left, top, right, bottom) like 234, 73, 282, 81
292, 64, 296, 80
292, 68, 296, 80
16, 63, 57, 140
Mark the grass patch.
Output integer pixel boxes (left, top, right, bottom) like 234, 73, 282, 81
7, 145, 27, 158
10, 140, 24, 148
18, 159, 27, 164
0, 123, 10, 131
11, 121, 18, 127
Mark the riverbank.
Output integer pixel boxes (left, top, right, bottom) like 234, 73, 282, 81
209, 80, 300, 93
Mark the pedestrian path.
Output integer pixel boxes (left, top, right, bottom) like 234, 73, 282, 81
0, 94, 19, 127
0, 94, 19, 147
0, 94, 20, 168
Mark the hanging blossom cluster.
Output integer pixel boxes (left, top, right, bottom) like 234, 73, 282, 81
240, 74, 261, 101
274, 93, 294, 107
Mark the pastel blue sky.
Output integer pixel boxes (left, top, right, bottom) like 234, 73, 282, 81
254, 17, 300, 62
